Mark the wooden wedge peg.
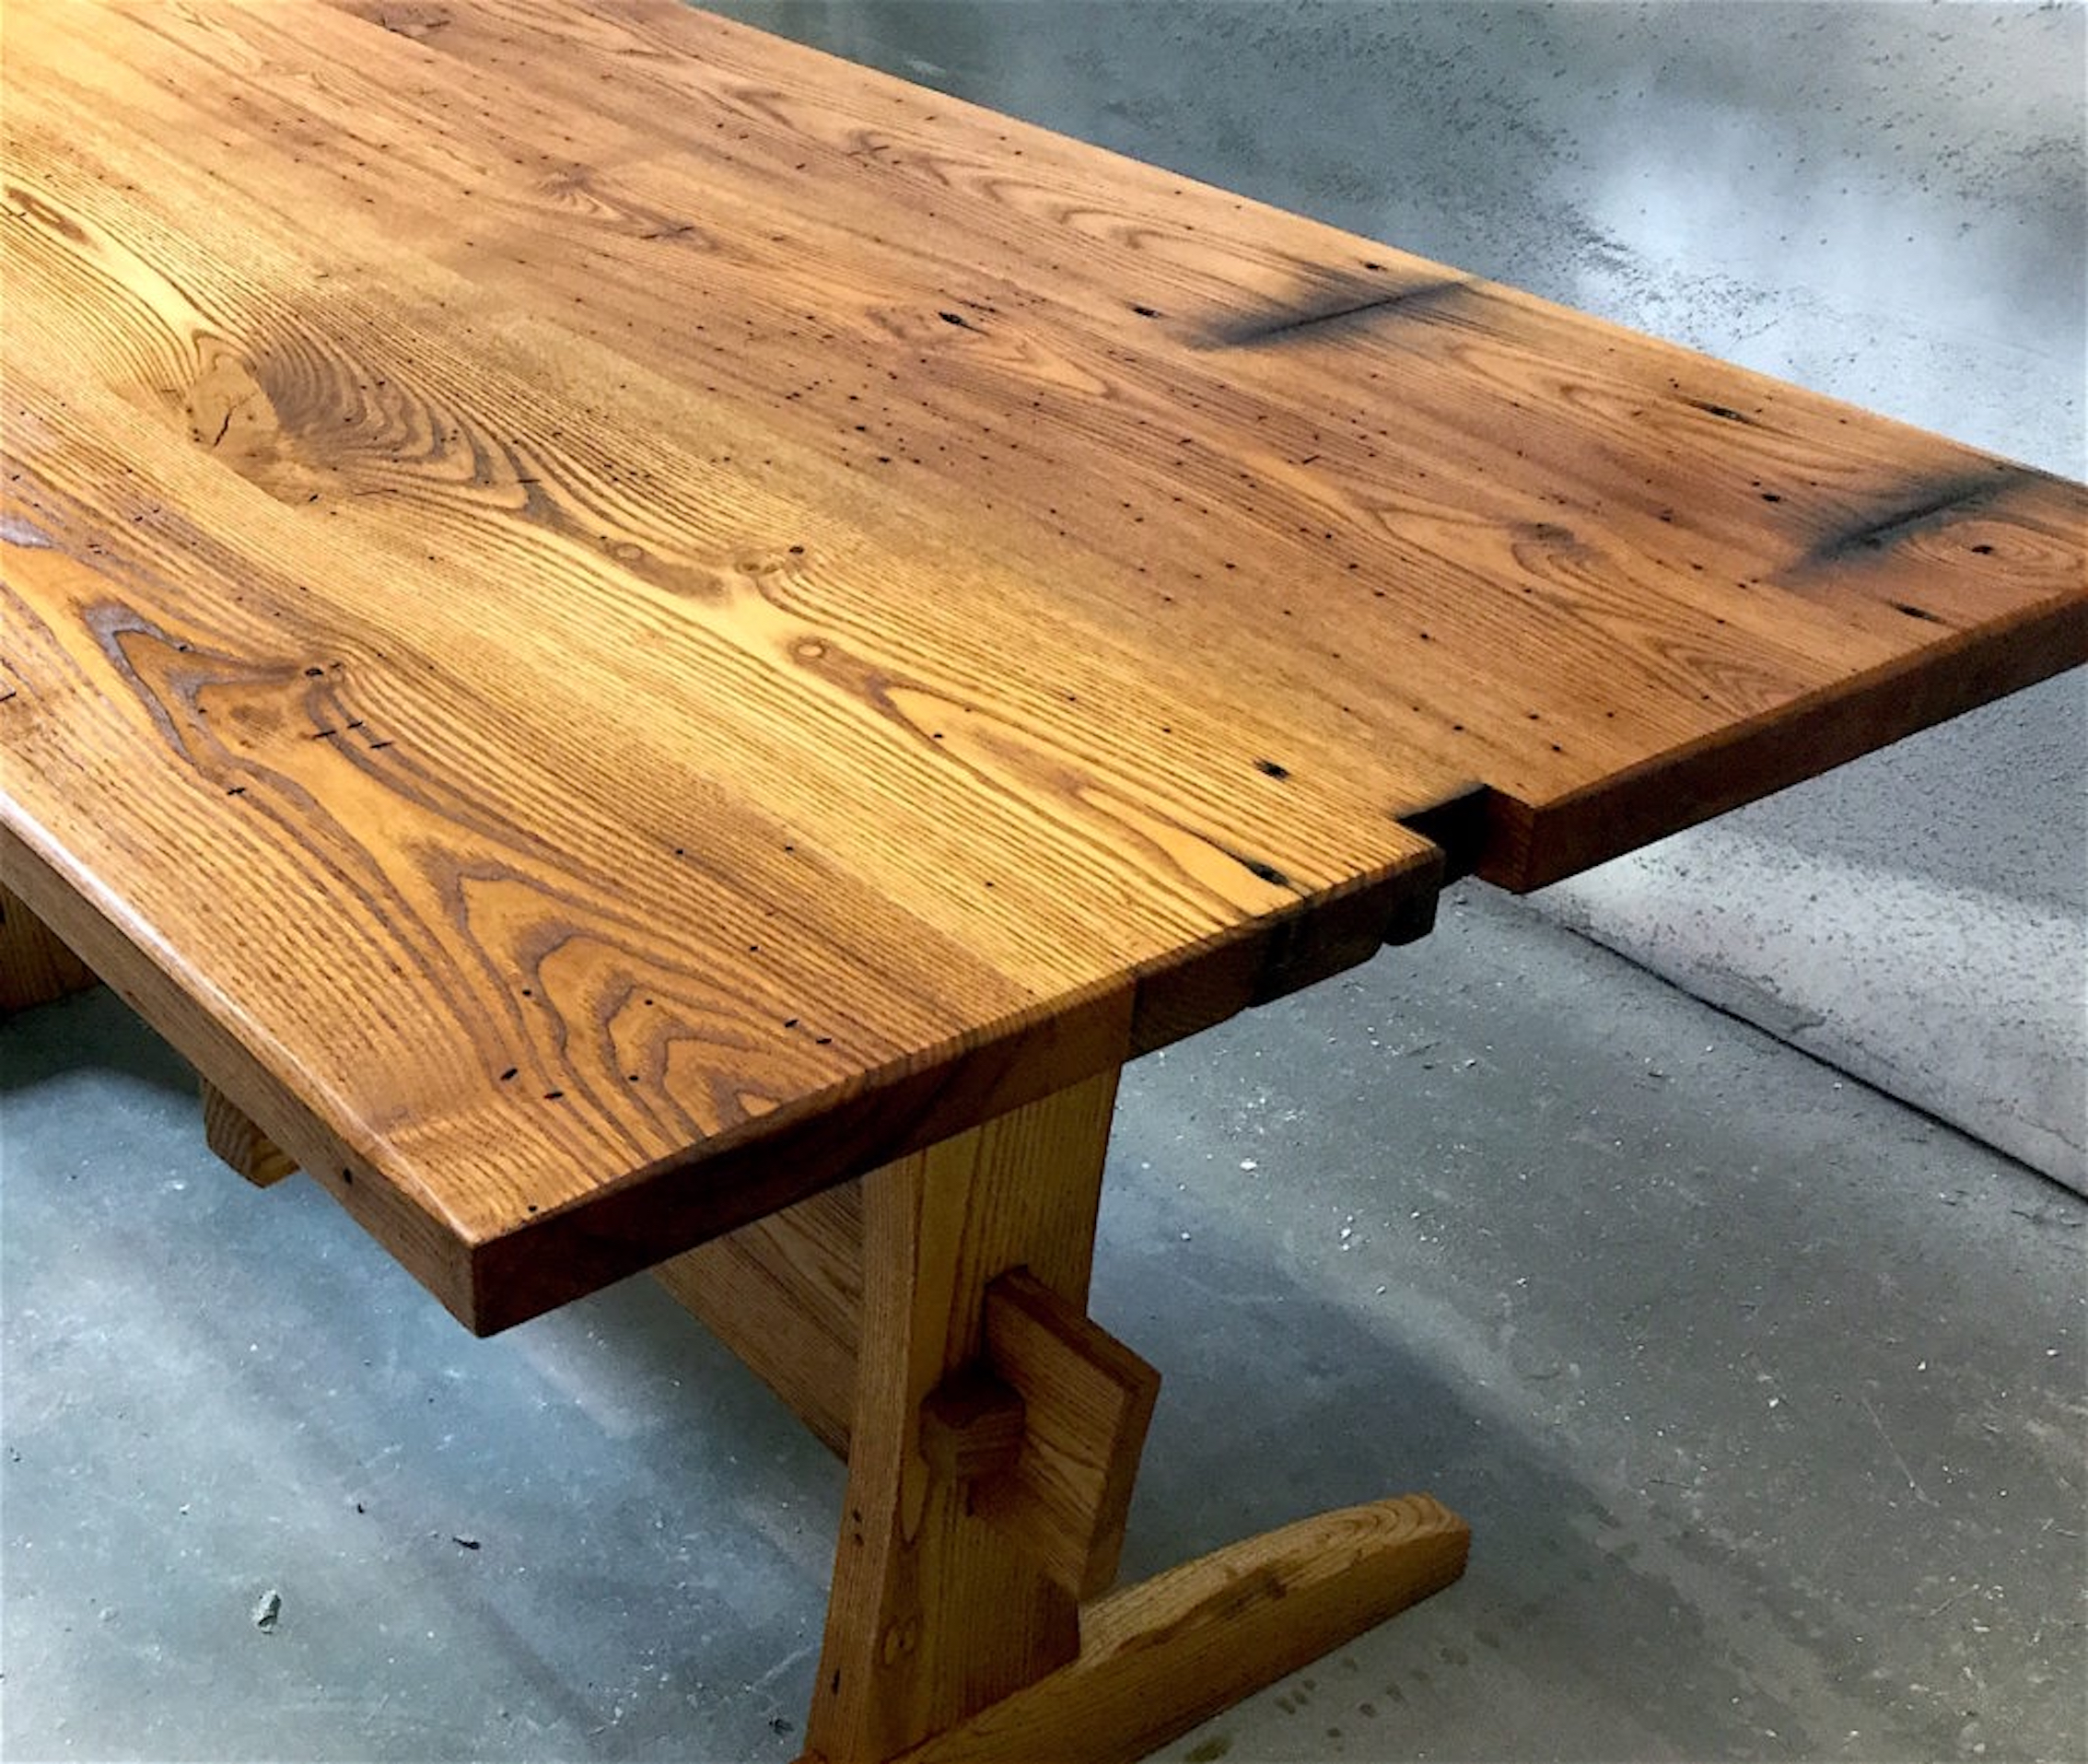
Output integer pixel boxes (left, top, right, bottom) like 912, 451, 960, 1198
920, 1370, 1027, 1484
937, 1269, 1161, 1602
201, 1079, 299, 1187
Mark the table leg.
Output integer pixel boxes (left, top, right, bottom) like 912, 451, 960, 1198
0, 882, 98, 1012
807, 1066, 1124, 1761
191, 1053, 1472, 1761
798, 1067, 1469, 1764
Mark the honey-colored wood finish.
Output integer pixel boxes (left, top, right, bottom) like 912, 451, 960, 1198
891, 1495, 1473, 1764
0, 883, 96, 1012
918, 1372, 1028, 1486
793, 1062, 1467, 1764
4, 0, 2081, 1332
200, 1078, 298, 1188
20, 6, 2071, 1757
655, 1180, 864, 1455
808, 1068, 1120, 1763
671, 1070, 1452, 1764
965, 1269, 1161, 1602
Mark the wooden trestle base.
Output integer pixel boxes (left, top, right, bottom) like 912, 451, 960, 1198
659, 1068, 1470, 1763
4, 900, 1468, 1764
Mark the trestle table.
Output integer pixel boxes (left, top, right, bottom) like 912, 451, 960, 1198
4, 4, 2082, 1757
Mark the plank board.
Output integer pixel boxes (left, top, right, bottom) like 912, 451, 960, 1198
3, 0, 2082, 1331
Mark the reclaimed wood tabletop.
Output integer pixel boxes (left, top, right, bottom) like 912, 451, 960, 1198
5, 0, 2082, 1332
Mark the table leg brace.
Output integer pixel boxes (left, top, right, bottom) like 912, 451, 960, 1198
192, 1048, 1470, 1762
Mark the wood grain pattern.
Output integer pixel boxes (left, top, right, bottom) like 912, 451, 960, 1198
0, 882, 96, 1011
200, 1078, 299, 1187
918, 1372, 1026, 1486
654, 1178, 863, 1456
4, 0, 2081, 1328
965, 1268, 1160, 1602
890, 1494, 1471, 1764
808, 1069, 1119, 1762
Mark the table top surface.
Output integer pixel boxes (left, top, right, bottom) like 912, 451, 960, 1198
5, 0, 2082, 1330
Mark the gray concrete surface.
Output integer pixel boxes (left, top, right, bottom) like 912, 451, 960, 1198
716, 0, 2088, 1186
5, 895, 2083, 1761
4, 5, 2085, 1763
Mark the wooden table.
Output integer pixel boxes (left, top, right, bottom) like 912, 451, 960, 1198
4, 3, 2082, 1757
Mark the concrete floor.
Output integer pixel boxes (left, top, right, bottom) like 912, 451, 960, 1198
5, 895, 2084, 1761
4, 4, 2085, 1763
